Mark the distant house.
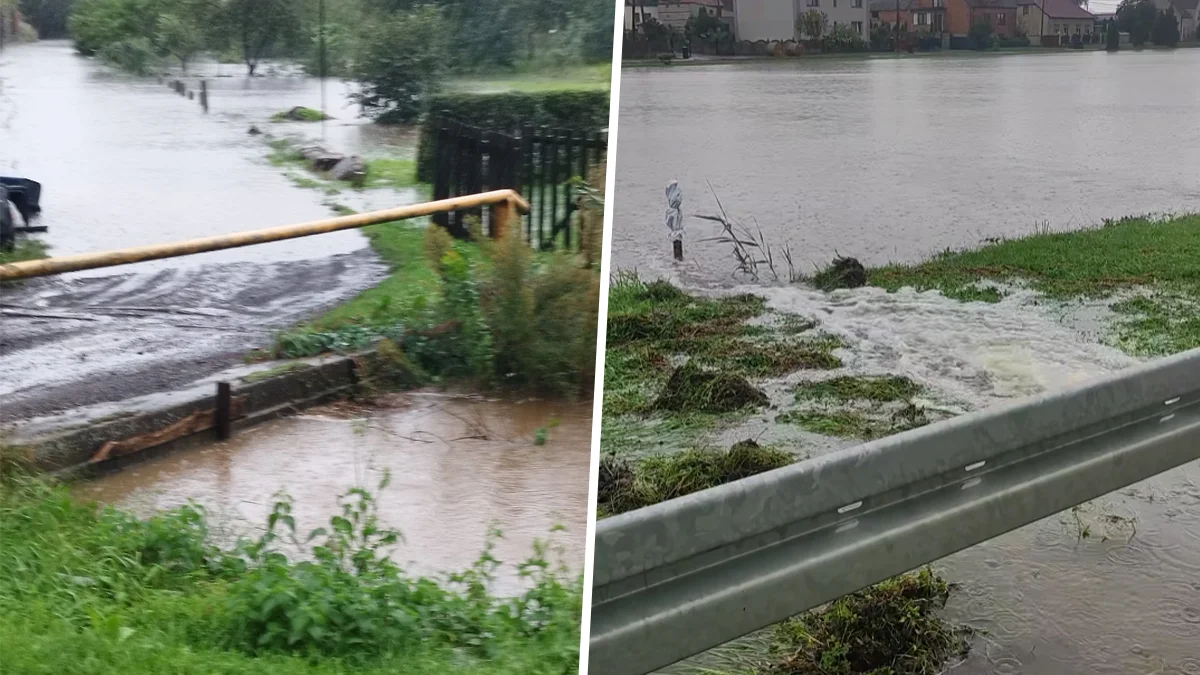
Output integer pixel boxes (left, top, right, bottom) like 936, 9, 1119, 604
1016, 0, 1096, 41
736, 0, 870, 41
1154, 0, 1198, 41
625, 1, 660, 31
657, 0, 736, 31
872, 0, 951, 33
948, 0, 1019, 37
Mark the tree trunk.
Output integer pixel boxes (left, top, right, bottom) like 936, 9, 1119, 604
248, 62, 257, 76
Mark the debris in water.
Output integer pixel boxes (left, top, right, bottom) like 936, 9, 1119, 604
654, 362, 769, 413
812, 255, 867, 291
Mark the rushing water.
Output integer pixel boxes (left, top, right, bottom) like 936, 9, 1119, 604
613, 50, 1200, 282
613, 51, 1200, 674
78, 394, 593, 596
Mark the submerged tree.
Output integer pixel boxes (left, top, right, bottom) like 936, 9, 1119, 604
795, 9, 828, 41
1105, 17, 1120, 50
1116, 0, 1156, 46
351, 5, 448, 123
220, 0, 303, 75
1152, 7, 1180, 46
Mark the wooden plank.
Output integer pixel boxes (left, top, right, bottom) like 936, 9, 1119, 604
89, 396, 247, 464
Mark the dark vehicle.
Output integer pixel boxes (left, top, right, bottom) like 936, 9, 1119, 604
0, 176, 43, 251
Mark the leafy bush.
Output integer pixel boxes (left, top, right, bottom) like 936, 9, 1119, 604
97, 37, 159, 74
995, 36, 1031, 47
969, 20, 995, 49
416, 90, 610, 181
351, 5, 449, 124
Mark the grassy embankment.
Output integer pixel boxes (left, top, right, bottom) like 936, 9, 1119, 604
0, 469, 581, 675
599, 213, 1197, 674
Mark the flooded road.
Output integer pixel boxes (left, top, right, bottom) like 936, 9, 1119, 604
614, 50, 1200, 282
78, 394, 593, 595
0, 41, 418, 422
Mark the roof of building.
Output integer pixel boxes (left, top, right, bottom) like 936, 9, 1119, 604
1170, 0, 1198, 11
1014, 0, 1094, 16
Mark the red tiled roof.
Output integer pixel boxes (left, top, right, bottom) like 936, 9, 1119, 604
1016, 0, 1096, 19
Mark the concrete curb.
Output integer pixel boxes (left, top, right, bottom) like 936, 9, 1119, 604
8, 352, 381, 476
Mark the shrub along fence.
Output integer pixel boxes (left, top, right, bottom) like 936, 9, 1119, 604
431, 116, 607, 251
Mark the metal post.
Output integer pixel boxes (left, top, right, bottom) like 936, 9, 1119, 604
200, 80, 208, 112
215, 382, 232, 440
319, 0, 327, 141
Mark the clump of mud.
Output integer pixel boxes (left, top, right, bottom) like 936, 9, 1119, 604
597, 439, 793, 516
771, 567, 970, 675
812, 255, 867, 291
654, 363, 769, 413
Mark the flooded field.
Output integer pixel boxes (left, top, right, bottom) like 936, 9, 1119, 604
77, 394, 593, 595
613, 50, 1200, 283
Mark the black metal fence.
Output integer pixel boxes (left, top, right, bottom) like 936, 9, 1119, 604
431, 117, 607, 250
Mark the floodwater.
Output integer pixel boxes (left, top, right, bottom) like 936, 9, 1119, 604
613, 50, 1200, 281
78, 394, 593, 595
0, 41, 419, 420
612, 51, 1200, 675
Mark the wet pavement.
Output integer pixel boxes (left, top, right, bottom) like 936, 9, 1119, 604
0, 41, 418, 423
77, 393, 593, 595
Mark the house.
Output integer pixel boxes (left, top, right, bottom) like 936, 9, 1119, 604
872, 0, 951, 33
1155, 0, 1198, 40
625, 1, 660, 31
1016, 0, 1096, 41
736, 0, 870, 41
657, 0, 736, 31
947, 0, 1019, 37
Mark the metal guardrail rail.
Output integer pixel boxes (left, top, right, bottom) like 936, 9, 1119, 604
590, 347, 1200, 675
0, 189, 529, 281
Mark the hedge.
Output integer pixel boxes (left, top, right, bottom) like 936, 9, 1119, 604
416, 91, 610, 183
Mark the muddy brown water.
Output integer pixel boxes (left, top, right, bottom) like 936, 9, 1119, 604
77, 394, 593, 595
0, 41, 422, 421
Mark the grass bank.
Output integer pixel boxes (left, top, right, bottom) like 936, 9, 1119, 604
445, 63, 611, 93
597, 274, 966, 673
0, 473, 580, 675
867, 213, 1200, 356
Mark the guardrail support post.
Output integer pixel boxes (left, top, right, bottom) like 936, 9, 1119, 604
215, 382, 232, 441
492, 197, 516, 240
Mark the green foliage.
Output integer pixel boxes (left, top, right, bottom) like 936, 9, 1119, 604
1152, 7, 1180, 46
823, 23, 869, 52
218, 0, 303, 74
416, 90, 609, 181
968, 19, 994, 49
68, 0, 219, 68
1106, 18, 1121, 50
0, 475, 581, 673
795, 9, 828, 40
97, 35, 158, 73
351, 5, 448, 124
0, 237, 48, 265
1116, 0, 1156, 45
18, 0, 72, 38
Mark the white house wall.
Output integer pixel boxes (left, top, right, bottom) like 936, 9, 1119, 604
735, 0, 799, 40
793, 0, 870, 37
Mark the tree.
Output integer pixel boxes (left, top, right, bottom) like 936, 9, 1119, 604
1105, 17, 1120, 50
19, 0, 72, 38
220, 0, 303, 75
154, 10, 204, 70
352, 5, 447, 124
795, 9, 828, 41
686, 7, 728, 51
1116, 0, 1156, 46
1152, 7, 1180, 45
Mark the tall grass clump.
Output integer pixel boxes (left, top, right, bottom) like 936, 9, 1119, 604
0, 471, 581, 674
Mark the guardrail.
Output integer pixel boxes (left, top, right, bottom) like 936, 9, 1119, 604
590, 347, 1200, 675
0, 189, 529, 281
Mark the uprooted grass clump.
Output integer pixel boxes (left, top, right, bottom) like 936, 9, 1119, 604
771, 568, 970, 675
271, 106, 332, 122
0, 238, 48, 266
604, 273, 842, 419
597, 440, 794, 516
0, 473, 581, 675
811, 255, 867, 292
794, 376, 921, 404
778, 403, 933, 441
867, 213, 1200, 356
654, 363, 769, 414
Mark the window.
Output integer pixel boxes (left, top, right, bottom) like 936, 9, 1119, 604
1022, 5, 1029, 14
807, 0, 820, 6
833, 0, 838, 7
852, 20, 864, 34
853, 0, 864, 7
997, 12, 1006, 24
917, 11, 928, 25
933, 0, 944, 6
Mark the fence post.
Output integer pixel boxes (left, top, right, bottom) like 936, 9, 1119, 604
492, 196, 516, 241
200, 80, 208, 112
215, 381, 232, 440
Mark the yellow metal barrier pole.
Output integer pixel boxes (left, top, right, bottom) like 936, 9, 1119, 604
1, 190, 530, 282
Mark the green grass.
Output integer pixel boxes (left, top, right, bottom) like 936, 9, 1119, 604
270, 106, 332, 122
364, 158, 419, 190
868, 214, 1200, 357
241, 362, 312, 383
0, 477, 581, 675
445, 63, 611, 94
0, 238, 48, 266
